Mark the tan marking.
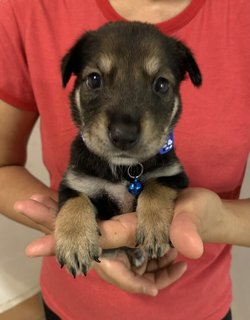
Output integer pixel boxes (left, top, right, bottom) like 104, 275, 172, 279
74, 88, 81, 111
136, 179, 178, 257
83, 111, 110, 157
139, 111, 164, 157
144, 56, 160, 76
170, 97, 179, 122
98, 54, 113, 74
55, 195, 101, 275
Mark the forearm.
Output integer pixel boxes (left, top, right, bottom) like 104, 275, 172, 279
221, 198, 250, 246
172, 188, 250, 259
201, 196, 250, 246
0, 165, 56, 230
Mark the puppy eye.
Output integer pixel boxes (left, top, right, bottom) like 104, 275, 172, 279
153, 77, 169, 95
86, 72, 102, 90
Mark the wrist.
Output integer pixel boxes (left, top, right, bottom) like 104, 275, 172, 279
212, 199, 238, 244
199, 194, 228, 244
222, 198, 250, 246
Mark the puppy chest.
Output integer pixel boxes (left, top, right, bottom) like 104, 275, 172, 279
93, 182, 136, 219
65, 172, 135, 217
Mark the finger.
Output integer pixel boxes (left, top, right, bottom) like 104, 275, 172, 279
94, 257, 158, 296
154, 261, 187, 290
14, 199, 56, 233
146, 249, 178, 272
25, 234, 56, 257
98, 213, 137, 249
144, 261, 187, 290
30, 194, 58, 211
170, 212, 204, 259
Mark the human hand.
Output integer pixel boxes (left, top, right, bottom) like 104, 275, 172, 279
99, 188, 226, 260
14, 195, 187, 296
94, 248, 186, 296
15, 188, 225, 295
170, 187, 225, 258
14, 196, 140, 256
14, 194, 58, 256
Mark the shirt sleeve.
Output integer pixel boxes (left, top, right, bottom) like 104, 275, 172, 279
0, 0, 37, 112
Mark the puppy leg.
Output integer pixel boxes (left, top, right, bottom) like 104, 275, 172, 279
136, 179, 177, 259
55, 195, 101, 277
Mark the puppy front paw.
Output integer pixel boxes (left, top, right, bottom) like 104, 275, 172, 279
136, 220, 171, 259
56, 225, 101, 277
55, 196, 101, 277
136, 182, 177, 259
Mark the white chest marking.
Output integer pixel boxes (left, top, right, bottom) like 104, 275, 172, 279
66, 170, 135, 213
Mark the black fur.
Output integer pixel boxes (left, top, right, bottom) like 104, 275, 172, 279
59, 133, 188, 212
90, 193, 121, 220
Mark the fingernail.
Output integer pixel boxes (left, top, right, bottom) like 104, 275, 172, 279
144, 287, 158, 297
13, 202, 22, 212
182, 262, 188, 273
30, 195, 39, 200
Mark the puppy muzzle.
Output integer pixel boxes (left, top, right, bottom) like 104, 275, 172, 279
108, 119, 140, 150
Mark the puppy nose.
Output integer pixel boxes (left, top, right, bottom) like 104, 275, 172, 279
109, 121, 140, 150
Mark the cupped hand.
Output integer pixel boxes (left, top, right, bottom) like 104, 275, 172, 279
13, 194, 187, 296
94, 248, 186, 296
14, 188, 225, 260
14, 188, 224, 295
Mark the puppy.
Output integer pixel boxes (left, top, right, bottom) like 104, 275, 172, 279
55, 21, 202, 277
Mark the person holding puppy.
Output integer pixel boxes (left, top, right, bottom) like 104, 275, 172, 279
0, 0, 249, 319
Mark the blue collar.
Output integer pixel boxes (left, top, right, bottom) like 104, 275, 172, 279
81, 131, 174, 155
159, 131, 174, 155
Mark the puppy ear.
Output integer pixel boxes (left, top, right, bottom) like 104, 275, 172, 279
175, 40, 202, 87
61, 32, 95, 87
61, 51, 74, 87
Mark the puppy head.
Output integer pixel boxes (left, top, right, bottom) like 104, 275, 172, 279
62, 21, 201, 165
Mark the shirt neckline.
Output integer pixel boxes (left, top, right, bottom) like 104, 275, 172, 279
96, 0, 206, 34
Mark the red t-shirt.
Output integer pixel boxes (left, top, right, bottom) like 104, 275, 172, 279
0, 0, 250, 319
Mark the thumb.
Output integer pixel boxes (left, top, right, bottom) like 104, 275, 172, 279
170, 212, 204, 259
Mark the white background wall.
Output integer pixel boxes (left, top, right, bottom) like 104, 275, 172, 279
0, 121, 249, 318
0, 121, 49, 313
231, 158, 250, 319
